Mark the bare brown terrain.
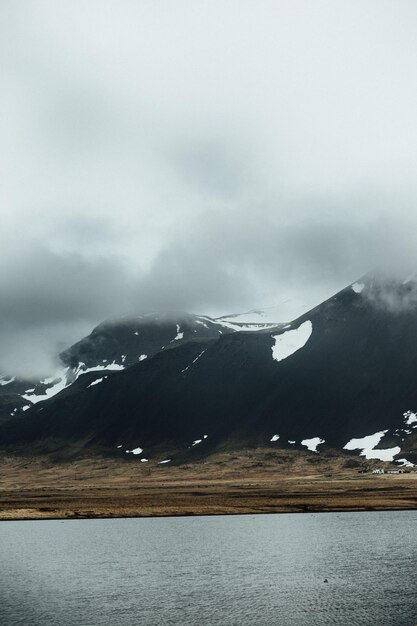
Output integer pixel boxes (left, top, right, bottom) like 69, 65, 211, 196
1, 449, 417, 520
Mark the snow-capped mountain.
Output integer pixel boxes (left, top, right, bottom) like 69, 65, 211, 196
215, 298, 311, 325
0, 301, 311, 421
0, 311, 282, 420
0, 299, 318, 422
60, 312, 229, 371
2, 272, 417, 467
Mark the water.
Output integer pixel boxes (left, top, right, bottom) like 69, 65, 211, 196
0, 511, 416, 625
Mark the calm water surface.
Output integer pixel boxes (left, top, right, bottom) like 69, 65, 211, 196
1, 511, 416, 625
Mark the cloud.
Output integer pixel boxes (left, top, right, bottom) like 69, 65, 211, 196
0, 241, 131, 376
2, 0, 417, 375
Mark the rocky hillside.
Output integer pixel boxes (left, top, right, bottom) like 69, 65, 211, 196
2, 273, 417, 467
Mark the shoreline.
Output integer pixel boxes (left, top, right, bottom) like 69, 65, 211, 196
1, 450, 416, 521
2, 477, 417, 521
2, 505, 417, 522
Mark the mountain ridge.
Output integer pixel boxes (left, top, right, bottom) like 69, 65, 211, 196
1, 273, 417, 467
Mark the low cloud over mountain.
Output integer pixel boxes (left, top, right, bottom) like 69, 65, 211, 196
3, 1, 417, 375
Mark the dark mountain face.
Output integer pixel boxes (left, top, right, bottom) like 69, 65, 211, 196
0, 376, 38, 424
59, 312, 235, 371
0, 311, 275, 424
2, 274, 417, 466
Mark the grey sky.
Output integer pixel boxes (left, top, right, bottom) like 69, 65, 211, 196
1, 0, 417, 375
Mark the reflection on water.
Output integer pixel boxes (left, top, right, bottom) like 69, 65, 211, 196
0, 511, 416, 625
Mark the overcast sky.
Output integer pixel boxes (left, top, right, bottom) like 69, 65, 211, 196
2, 0, 417, 375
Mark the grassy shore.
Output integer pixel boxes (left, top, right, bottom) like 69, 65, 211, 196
1, 449, 416, 520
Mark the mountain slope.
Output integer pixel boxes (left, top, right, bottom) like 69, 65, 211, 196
2, 274, 417, 465
60, 311, 234, 370
1, 311, 267, 420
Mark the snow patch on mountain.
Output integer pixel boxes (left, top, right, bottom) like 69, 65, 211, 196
200, 318, 237, 332
195, 319, 209, 329
126, 446, 143, 455
343, 431, 401, 461
217, 320, 277, 332
171, 324, 184, 342
78, 362, 124, 375
396, 458, 415, 467
87, 377, 106, 388
0, 375, 15, 386
191, 435, 208, 446
22, 361, 124, 405
271, 321, 313, 362
23, 371, 69, 404
138, 354, 147, 361
181, 349, 207, 373
238, 323, 279, 332
301, 437, 325, 453
216, 299, 312, 325
198, 315, 275, 333
404, 410, 417, 426
352, 282, 365, 294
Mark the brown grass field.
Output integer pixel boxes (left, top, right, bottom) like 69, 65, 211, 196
1, 449, 417, 520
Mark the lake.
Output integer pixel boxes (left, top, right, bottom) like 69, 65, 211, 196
1, 511, 416, 625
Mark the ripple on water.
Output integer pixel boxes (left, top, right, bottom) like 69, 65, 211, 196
0, 511, 416, 626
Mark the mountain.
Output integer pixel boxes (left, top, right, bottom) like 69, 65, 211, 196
0, 376, 31, 425
216, 297, 312, 325
59, 310, 279, 371
1, 272, 417, 467
0, 311, 281, 422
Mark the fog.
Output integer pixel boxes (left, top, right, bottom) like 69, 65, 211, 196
1, 0, 417, 375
